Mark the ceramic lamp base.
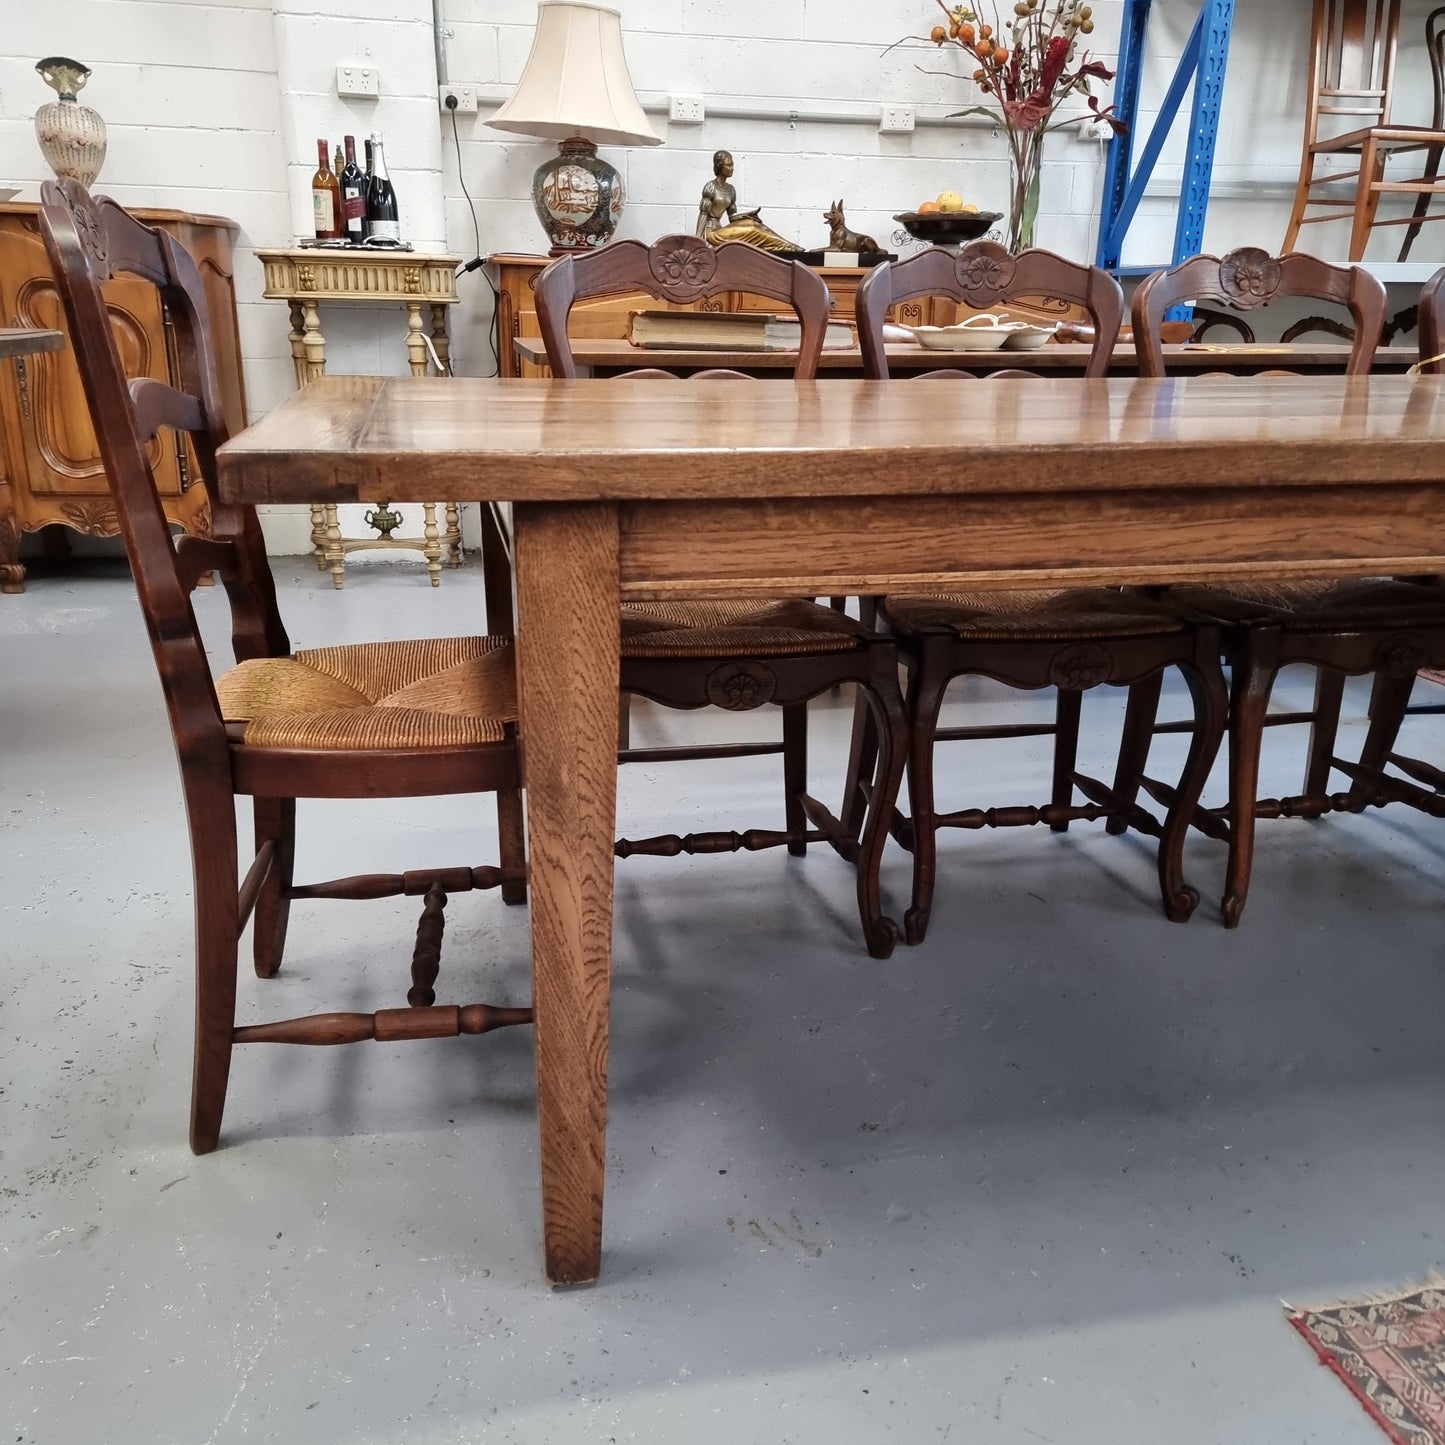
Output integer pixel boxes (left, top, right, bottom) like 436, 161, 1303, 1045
532, 135, 624, 255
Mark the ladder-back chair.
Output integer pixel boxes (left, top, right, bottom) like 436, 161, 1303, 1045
851, 242, 1228, 945
1109, 246, 1445, 925
1283, 0, 1445, 260
534, 235, 908, 958
38, 179, 532, 1154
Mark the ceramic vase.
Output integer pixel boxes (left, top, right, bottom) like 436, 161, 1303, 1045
531, 136, 624, 254
34, 57, 107, 187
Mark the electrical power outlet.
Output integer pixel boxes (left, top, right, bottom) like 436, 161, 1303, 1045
669, 94, 705, 124
879, 105, 915, 134
1077, 114, 1112, 143
439, 83, 477, 113
336, 64, 380, 99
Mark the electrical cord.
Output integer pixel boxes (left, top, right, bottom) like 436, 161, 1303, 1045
445, 94, 498, 375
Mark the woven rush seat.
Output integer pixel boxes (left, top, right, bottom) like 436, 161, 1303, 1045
621, 598, 867, 659
882, 588, 1189, 642
215, 636, 517, 749
1166, 579, 1445, 632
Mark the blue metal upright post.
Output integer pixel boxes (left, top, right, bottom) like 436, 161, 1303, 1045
1095, 0, 1237, 274
1096, 0, 1151, 272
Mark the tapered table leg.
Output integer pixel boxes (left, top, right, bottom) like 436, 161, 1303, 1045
513, 501, 620, 1286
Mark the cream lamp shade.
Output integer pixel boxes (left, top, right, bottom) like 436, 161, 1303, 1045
487, 1, 661, 253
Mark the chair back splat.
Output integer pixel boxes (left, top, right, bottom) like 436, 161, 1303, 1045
855, 240, 1124, 380
1131, 247, 1387, 377
535, 233, 831, 380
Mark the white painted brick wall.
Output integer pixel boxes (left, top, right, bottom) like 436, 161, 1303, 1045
1, 0, 1442, 556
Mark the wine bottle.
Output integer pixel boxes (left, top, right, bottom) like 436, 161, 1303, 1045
339, 135, 366, 245
311, 138, 341, 242
365, 132, 401, 246
363, 138, 374, 242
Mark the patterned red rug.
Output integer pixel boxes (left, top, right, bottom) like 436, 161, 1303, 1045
1288, 1280, 1445, 1444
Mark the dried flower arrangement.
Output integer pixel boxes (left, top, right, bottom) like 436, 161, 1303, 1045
906, 1, 1125, 251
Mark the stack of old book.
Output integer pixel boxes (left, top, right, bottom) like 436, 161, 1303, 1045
626, 309, 855, 353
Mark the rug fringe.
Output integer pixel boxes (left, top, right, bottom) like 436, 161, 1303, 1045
1283, 1273, 1445, 1317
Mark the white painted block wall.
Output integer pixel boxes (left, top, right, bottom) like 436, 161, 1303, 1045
1, 0, 1442, 555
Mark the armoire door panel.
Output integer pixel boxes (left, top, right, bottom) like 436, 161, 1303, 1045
0, 221, 177, 499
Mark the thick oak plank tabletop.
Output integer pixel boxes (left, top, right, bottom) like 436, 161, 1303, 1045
213, 368, 1445, 1287
217, 373, 1445, 506
510, 335, 1422, 377
0, 327, 63, 360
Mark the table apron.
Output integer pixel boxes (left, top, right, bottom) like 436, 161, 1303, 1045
616, 485, 1445, 598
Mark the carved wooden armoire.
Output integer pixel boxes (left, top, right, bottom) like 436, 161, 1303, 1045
0, 202, 245, 592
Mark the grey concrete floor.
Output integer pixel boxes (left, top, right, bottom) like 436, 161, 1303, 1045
4, 558, 1444, 1444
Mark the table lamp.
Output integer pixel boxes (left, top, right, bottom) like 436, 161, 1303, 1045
486, 0, 661, 254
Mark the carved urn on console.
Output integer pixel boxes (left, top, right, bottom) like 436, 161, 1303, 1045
34, 57, 107, 187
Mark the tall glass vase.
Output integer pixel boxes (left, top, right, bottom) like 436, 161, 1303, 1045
1005, 127, 1043, 254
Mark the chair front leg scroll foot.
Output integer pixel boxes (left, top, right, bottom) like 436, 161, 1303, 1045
1163, 883, 1201, 925
1221, 892, 1246, 930
903, 905, 930, 948
865, 915, 899, 961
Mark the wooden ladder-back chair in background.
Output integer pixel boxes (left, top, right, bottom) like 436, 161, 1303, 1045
1107, 246, 1445, 926
1283, 0, 1445, 261
534, 234, 908, 958
38, 179, 532, 1154
851, 241, 1229, 946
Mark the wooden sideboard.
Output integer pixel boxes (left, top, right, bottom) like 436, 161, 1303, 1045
0, 202, 245, 592
486, 251, 1086, 378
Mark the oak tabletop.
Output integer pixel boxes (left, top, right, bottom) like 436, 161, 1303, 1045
0, 327, 63, 360
215, 372, 1445, 506
510, 335, 1422, 374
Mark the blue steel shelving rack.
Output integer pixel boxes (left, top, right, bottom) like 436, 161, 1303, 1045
1094, 0, 1237, 274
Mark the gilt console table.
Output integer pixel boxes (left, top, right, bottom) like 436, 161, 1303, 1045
255, 246, 463, 587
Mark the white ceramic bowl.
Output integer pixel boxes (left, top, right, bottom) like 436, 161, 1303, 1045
908, 324, 1010, 352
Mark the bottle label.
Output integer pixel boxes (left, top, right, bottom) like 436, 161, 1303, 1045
368, 218, 400, 242
342, 186, 365, 231
313, 189, 335, 232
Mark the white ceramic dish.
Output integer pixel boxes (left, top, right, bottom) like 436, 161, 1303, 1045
909, 323, 1010, 352
1001, 323, 1057, 351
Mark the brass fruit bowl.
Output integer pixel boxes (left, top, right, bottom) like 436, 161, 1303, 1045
894, 210, 1003, 244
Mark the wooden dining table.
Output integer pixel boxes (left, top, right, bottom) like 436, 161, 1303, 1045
217, 371, 1445, 1286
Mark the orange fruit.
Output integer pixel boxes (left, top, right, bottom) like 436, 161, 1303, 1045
918, 200, 941, 213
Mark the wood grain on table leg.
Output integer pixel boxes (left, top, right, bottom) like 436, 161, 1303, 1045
514, 502, 620, 1287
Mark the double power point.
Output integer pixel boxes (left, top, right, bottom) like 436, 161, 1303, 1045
439, 83, 476, 113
